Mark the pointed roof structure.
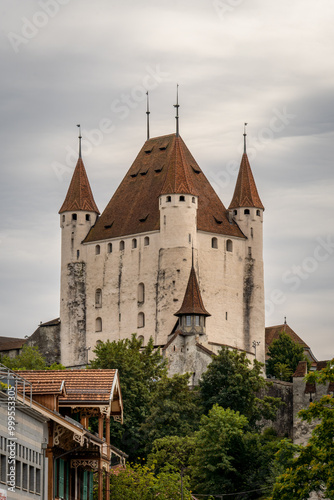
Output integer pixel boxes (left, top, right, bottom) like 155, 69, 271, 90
229, 153, 264, 210
59, 157, 100, 214
175, 265, 210, 317
84, 133, 245, 242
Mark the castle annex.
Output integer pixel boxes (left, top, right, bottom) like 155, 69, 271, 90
58, 130, 265, 372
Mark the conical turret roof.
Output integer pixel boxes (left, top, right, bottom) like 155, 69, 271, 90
175, 266, 210, 317
59, 157, 99, 214
229, 153, 264, 210
84, 133, 245, 242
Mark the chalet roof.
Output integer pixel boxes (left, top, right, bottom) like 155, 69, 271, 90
174, 266, 210, 317
229, 153, 264, 210
0, 336, 26, 352
84, 134, 245, 242
265, 324, 309, 350
59, 157, 100, 214
17, 369, 119, 405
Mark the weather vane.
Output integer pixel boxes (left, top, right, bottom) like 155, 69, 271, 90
77, 124, 82, 158
243, 122, 248, 154
146, 92, 150, 141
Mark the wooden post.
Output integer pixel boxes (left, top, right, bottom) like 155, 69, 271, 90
105, 418, 110, 459
98, 415, 104, 440
98, 461, 103, 500
46, 422, 54, 500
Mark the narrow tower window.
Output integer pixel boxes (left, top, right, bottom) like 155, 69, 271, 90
256, 209, 261, 216
119, 240, 125, 251
72, 213, 77, 221
137, 312, 145, 328
166, 196, 171, 202
226, 239, 233, 252
233, 210, 237, 216
62, 215, 65, 222
186, 316, 191, 326
244, 209, 250, 215
192, 197, 195, 203
77, 250, 80, 259
132, 238, 137, 249
195, 316, 200, 326
95, 288, 102, 308
138, 335, 144, 345
251, 228, 253, 238
211, 237, 218, 249
95, 317, 102, 332
108, 243, 112, 253
95, 245, 100, 255
179, 195, 185, 202
138, 283, 145, 303
86, 214, 90, 221
144, 236, 150, 246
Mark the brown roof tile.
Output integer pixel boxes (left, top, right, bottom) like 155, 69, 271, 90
175, 266, 210, 317
265, 324, 309, 350
16, 369, 117, 404
59, 158, 100, 214
84, 134, 245, 242
0, 337, 26, 351
229, 153, 264, 210
293, 360, 308, 377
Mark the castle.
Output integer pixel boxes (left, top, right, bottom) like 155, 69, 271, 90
58, 125, 266, 376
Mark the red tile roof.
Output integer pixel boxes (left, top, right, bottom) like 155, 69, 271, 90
229, 153, 264, 210
17, 369, 117, 404
175, 266, 210, 317
293, 360, 308, 377
84, 134, 245, 242
59, 158, 100, 214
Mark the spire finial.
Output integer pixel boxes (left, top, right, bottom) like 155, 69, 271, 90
243, 122, 248, 154
174, 84, 180, 137
77, 124, 82, 158
191, 244, 194, 268
284, 316, 287, 325
146, 91, 150, 141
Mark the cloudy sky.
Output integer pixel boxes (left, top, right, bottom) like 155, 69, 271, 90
1, 0, 333, 360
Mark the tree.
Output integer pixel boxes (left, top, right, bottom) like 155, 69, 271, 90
90, 334, 167, 459
109, 463, 192, 500
141, 373, 201, 450
266, 332, 307, 381
147, 435, 195, 474
199, 347, 281, 428
191, 405, 280, 499
268, 360, 334, 500
0, 344, 65, 370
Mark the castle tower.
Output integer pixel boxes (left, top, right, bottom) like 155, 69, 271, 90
229, 134, 265, 363
59, 153, 99, 367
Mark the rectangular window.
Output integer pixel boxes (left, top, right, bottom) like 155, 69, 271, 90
16, 460, 21, 488
29, 465, 34, 492
36, 468, 41, 494
22, 463, 28, 490
186, 316, 191, 326
195, 316, 200, 326
0, 454, 6, 482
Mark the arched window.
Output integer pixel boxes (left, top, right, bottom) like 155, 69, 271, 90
72, 213, 77, 221
211, 237, 218, 249
138, 283, 145, 303
95, 289, 102, 308
144, 236, 150, 246
192, 197, 195, 203
95, 317, 102, 332
256, 209, 261, 216
119, 240, 125, 251
166, 196, 171, 202
95, 245, 100, 255
132, 239, 137, 249
244, 209, 250, 215
226, 239, 233, 252
179, 195, 185, 202
107, 243, 112, 253
137, 312, 145, 328
138, 335, 144, 346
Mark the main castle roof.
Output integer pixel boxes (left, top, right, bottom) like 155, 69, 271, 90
84, 133, 245, 242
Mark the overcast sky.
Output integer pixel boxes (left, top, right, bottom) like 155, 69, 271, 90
1, 0, 333, 361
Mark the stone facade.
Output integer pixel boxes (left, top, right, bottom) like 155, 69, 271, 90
27, 319, 61, 366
